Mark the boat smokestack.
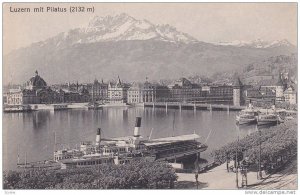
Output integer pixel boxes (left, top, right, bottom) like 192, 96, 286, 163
134, 117, 142, 137
96, 128, 101, 146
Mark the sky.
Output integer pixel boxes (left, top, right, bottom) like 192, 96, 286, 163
3, 3, 297, 54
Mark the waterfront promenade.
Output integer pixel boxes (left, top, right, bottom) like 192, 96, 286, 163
176, 158, 297, 189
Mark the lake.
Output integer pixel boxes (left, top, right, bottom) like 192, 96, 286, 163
3, 107, 257, 170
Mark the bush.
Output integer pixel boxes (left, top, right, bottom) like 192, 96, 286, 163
3, 159, 177, 189
211, 120, 297, 167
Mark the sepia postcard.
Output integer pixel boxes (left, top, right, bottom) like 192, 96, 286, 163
2, 2, 298, 193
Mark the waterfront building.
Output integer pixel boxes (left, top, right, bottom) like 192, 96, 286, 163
127, 80, 156, 104
154, 85, 171, 102
283, 86, 297, 105
5, 71, 47, 105
108, 76, 129, 103
87, 79, 108, 102
127, 83, 143, 104
168, 78, 205, 103
5, 88, 25, 105
259, 73, 287, 102
244, 86, 276, 106
209, 85, 233, 104
5, 71, 91, 105
142, 81, 156, 102
25, 70, 47, 90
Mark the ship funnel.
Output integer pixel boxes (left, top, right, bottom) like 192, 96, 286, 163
134, 117, 142, 137
96, 128, 101, 146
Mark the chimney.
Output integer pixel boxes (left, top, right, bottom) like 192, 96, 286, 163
96, 128, 101, 146
134, 117, 142, 137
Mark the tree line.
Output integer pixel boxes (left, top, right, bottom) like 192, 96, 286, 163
3, 159, 177, 189
211, 120, 297, 173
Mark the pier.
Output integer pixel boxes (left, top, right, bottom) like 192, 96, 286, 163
144, 102, 245, 111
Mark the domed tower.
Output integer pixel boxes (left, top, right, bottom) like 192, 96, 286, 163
233, 77, 243, 106
25, 70, 47, 90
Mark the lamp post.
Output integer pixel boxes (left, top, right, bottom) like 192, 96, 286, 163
195, 152, 199, 189
235, 124, 240, 189
257, 125, 262, 180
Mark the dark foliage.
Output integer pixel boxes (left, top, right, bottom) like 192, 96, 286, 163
211, 120, 297, 167
3, 159, 177, 189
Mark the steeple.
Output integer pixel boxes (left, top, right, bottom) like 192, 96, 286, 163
233, 76, 243, 87
116, 75, 122, 87
35, 70, 38, 76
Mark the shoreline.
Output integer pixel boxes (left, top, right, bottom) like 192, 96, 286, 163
3, 102, 297, 114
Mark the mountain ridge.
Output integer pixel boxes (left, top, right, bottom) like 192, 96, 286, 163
4, 13, 297, 85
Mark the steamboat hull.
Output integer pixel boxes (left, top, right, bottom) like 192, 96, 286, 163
236, 117, 257, 125
257, 119, 278, 126
155, 147, 207, 162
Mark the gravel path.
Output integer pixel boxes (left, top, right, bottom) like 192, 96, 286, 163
176, 159, 297, 190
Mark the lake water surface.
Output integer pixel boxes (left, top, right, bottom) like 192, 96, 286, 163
3, 107, 257, 170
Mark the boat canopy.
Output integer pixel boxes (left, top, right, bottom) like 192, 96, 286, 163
144, 133, 200, 146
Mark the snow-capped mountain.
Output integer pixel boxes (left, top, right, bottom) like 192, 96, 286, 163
216, 39, 293, 48
59, 13, 198, 45
4, 13, 296, 85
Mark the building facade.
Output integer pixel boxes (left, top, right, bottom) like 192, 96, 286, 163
127, 81, 156, 104
283, 86, 297, 105
87, 79, 108, 102
108, 76, 129, 104
127, 83, 143, 104
5, 71, 91, 105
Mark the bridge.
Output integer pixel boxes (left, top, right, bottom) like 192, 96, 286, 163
143, 102, 245, 112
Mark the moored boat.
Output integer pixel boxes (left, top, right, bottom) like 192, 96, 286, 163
256, 113, 279, 126
236, 113, 257, 125
236, 101, 257, 125
52, 104, 69, 110
85, 102, 103, 110
256, 103, 279, 126
3, 105, 35, 113
18, 117, 207, 170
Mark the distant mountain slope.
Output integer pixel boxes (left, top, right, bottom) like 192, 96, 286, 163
3, 13, 297, 85
215, 39, 293, 49
240, 53, 297, 84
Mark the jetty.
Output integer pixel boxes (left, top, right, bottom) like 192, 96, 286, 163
143, 102, 245, 111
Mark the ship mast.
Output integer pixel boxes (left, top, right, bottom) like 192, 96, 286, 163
172, 112, 175, 137
53, 131, 56, 152
172, 112, 176, 162
17, 144, 20, 165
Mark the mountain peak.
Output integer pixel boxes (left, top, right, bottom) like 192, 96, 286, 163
88, 13, 136, 28
76, 13, 198, 44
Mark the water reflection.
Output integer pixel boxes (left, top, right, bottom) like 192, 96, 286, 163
3, 107, 258, 170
